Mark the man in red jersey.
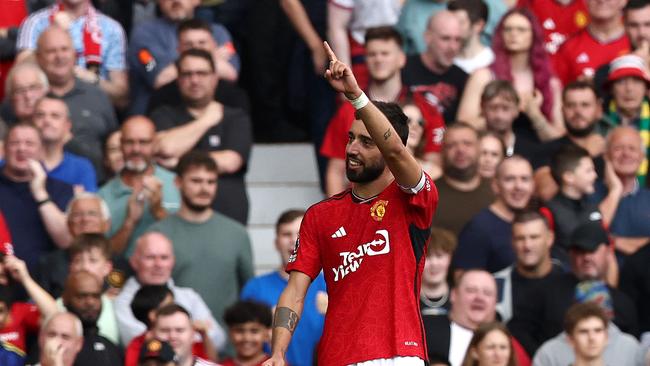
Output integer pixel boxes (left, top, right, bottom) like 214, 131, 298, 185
264, 42, 438, 366
554, 0, 630, 85
518, 0, 589, 54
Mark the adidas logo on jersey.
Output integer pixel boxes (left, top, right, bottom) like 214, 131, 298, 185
331, 226, 347, 238
576, 52, 589, 63
543, 18, 555, 30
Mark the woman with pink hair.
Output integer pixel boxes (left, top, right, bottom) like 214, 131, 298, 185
456, 8, 564, 141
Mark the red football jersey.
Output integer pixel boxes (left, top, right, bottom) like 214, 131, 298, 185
0, 211, 11, 247
287, 174, 438, 365
320, 97, 445, 160
554, 29, 630, 85
518, 0, 589, 54
0, 302, 40, 352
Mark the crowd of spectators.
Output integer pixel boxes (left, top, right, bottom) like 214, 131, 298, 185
0, 0, 650, 365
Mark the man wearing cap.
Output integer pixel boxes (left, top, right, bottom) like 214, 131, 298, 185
594, 0, 650, 95
508, 220, 638, 356
601, 54, 650, 132
139, 339, 176, 366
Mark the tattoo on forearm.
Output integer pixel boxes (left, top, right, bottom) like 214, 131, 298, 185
383, 128, 392, 140
274, 307, 299, 333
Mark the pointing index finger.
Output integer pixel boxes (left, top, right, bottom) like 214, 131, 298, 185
323, 41, 338, 62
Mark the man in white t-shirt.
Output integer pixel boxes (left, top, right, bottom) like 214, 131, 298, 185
448, 0, 495, 73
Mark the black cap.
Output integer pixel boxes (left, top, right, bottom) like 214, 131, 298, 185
569, 221, 609, 252
139, 339, 176, 363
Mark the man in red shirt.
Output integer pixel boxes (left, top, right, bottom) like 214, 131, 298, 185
554, 0, 630, 85
264, 42, 438, 366
518, 0, 589, 54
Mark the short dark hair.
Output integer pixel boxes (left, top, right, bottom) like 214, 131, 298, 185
364, 26, 404, 47
447, 0, 489, 24
481, 80, 519, 106
68, 233, 111, 262
443, 121, 480, 145
275, 209, 305, 232
175, 48, 215, 73
550, 144, 591, 185
131, 285, 173, 327
562, 80, 598, 102
175, 150, 218, 177
513, 210, 550, 228
223, 300, 273, 328
625, 0, 650, 15
564, 302, 609, 335
155, 303, 191, 322
355, 101, 409, 146
177, 18, 212, 36
5, 122, 41, 143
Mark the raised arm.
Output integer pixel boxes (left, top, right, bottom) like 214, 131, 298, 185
263, 271, 312, 366
4, 255, 58, 319
323, 42, 422, 188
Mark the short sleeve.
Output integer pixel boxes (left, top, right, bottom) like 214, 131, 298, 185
102, 17, 127, 71
286, 208, 322, 280
329, 0, 354, 9
128, 23, 176, 87
402, 172, 438, 228
211, 24, 240, 72
79, 158, 98, 192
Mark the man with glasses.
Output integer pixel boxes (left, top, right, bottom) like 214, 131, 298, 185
149, 49, 251, 225
1, 62, 48, 124
99, 116, 181, 257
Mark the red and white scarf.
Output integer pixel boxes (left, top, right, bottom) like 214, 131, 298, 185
49, 1, 102, 67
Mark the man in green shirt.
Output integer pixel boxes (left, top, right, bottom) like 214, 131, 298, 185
149, 151, 253, 325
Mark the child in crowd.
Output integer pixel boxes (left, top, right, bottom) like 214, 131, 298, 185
126, 285, 217, 366
221, 300, 273, 366
63, 233, 120, 344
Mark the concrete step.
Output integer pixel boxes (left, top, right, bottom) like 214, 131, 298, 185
245, 143, 324, 273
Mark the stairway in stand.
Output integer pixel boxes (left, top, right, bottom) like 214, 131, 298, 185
245, 143, 324, 274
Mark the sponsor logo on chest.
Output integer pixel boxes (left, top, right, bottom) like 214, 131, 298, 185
332, 229, 391, 282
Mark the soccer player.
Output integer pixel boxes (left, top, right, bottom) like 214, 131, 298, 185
264, 42, 439, 366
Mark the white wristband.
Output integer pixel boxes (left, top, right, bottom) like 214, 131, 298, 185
346, 91, 369, 110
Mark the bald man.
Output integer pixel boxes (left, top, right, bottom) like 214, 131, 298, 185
115, 231, 225, 348
61, 271, 122, 366
35, 26, 118, 182
98, 116, 180, 257
402, 10, 468, 123
592, 126, 650, 255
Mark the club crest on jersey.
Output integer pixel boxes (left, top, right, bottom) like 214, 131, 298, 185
333, 229, 390, 282
370, 200, 388, 221
575, 11, 588, 28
